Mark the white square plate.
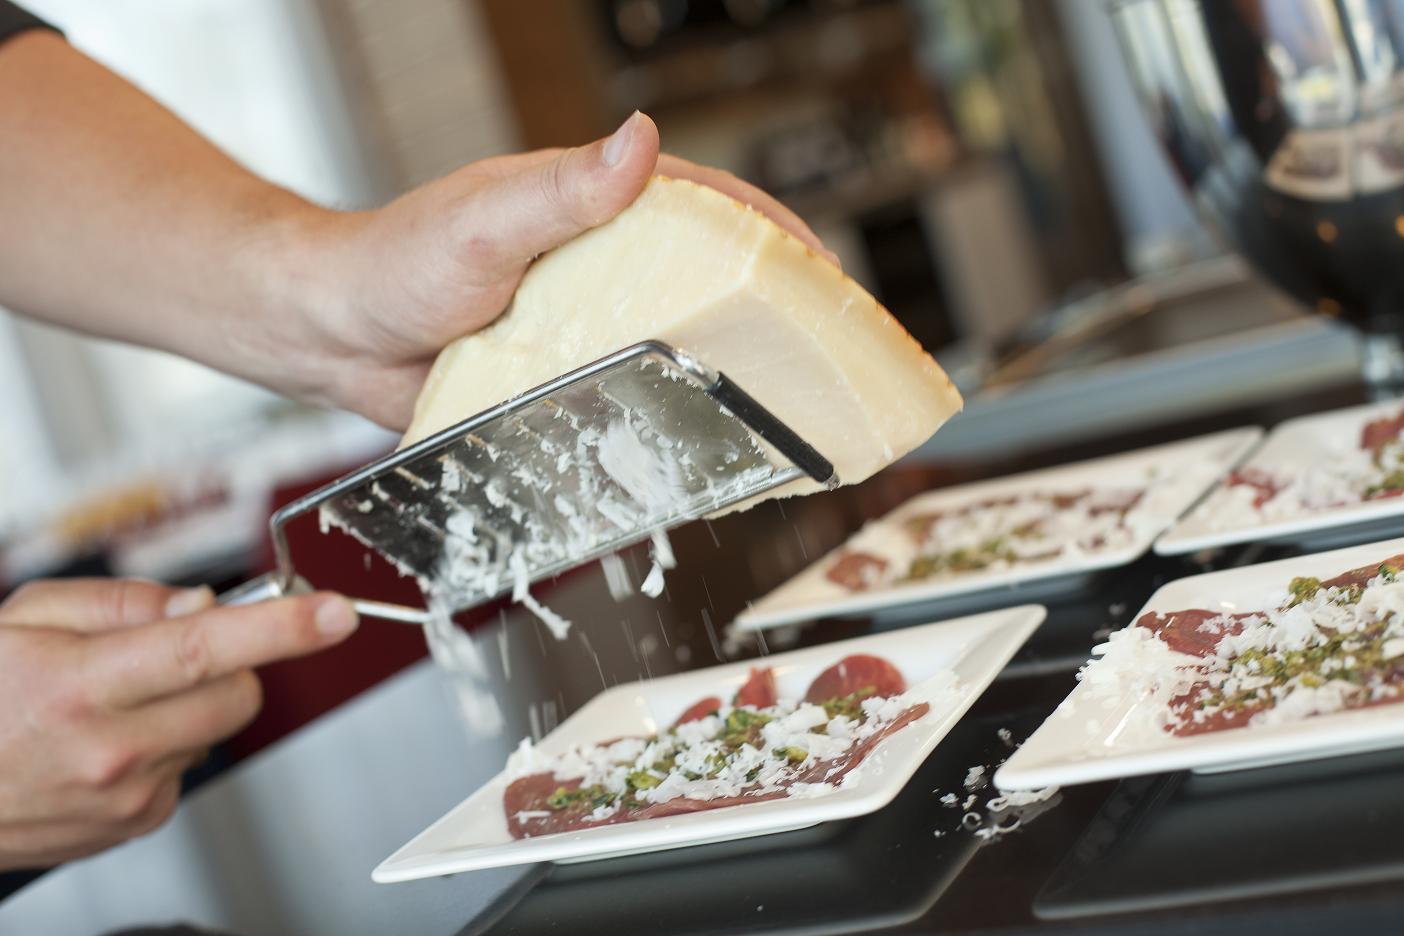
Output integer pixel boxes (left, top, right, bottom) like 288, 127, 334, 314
734, 428, 1262, 632
995, 538, 1404, 791
373, 605, 1045, 883
1157, 401, 1404, 555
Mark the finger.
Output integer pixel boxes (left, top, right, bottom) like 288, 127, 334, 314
35, 747, 206, 827
0, 578, 213, 633
459, 110, 660, 269
474, 147, 838, 265
87, 592, 357, 707
459, 147, 565, 180
460, 139, 835, 265
653, 154, 839, 265
13, 755, 190, 843
0, 819, 133, 867
126, 774, 182, 838
124, 671, 263, 754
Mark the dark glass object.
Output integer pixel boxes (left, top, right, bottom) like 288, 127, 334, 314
1114, 0, 1404, 390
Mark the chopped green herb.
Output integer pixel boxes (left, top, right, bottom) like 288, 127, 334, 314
1365, 470, 1404, 498
546, 784, 618, 811
1286, 576, 1321, 607
627, 771, 661, 791
773, 746, 809, 764
821, 687, 876, 721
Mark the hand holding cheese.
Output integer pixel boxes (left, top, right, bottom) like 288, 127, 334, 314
403, 176, 962, 501
298, 111, 838, 429
0, 34, 829, 429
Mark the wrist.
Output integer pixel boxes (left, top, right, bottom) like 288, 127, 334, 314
215, 191, 370, 408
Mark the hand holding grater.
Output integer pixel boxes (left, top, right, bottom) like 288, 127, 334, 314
219, 341, 838, 624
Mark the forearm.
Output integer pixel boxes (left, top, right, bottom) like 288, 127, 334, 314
0, 30, 343, 399
0, 31, 834, 429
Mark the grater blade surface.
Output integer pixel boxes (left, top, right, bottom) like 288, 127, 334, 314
317, 345, 814, 614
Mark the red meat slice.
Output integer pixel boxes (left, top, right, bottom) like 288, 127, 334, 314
1136, 609, 1253, 658
1360, 409, 1404, 453
903, 511, 944, 544
793, 701, 928, 783
503, 700, 931, 839
1321, 553, 1404, 590
1166, 681, 1267, 736
804, 654, 906, 703
1148, 553, 1404, 736
673, 696, 722, 726
1088, 489, 1143, 516
1225, 469, 1282, 508
825, 550, 888, 592
733, 667, 778, 708
504, 773, 582, 839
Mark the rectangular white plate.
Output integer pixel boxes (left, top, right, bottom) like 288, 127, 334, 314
735, 427, 1262, 632
373, 605, 1045, 883
995, 538, 1404, 791
1157, 401, 1404, 555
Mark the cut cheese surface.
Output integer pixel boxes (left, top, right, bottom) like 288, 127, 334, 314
402, 176, 962, 503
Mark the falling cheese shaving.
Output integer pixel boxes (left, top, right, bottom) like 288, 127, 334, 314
640, 529, 677, 598
510, 550, 572, 641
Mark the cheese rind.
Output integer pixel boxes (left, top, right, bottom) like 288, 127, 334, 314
403, 177, 961, 500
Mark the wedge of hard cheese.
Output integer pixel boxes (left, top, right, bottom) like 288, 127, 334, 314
402, 176, 961, 503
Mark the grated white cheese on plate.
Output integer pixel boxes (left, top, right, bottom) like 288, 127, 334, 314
1194, 418, 1404, 529
1079, 563, 1404, 746
842, 486, 1147, 590
509, 690, 928, 816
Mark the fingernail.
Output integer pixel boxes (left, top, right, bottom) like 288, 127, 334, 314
165, 586, 214, 618
603, 111, 640, 167
315, 596, 359, 638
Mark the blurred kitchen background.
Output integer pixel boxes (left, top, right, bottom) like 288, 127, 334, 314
0, 0, 1364, 748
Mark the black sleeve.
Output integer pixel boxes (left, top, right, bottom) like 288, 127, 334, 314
0, 0, 57, 46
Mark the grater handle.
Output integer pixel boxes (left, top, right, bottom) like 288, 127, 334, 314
217, 573, 431, 625
706, 373, 838, 488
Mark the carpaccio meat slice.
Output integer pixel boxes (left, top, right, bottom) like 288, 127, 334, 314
733, 667, 778, 708
825, 550, 888, 591
804, 654, 907, 703
1141, 552, 1404, 736
1360, 408, 1404, 453
1166, 688, 1268, 736
1224, 468, 1282, 508
504, 653, 926, 839
673, 696, 722, 726
1321, 552, 1404, 590
1089, 489, 1144, 515
831, 488, 1141, 594
903, 511, 945, 544
1135, 608, 1256, 658
503, 702, 930, 839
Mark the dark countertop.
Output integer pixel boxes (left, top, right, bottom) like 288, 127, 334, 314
480, 377, 1404, 936
484, 550, 1404, 935
5, 377, 1402, 936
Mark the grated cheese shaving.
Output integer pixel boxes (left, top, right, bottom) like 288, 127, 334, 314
509, 689, 929, 818
1079, 563, 1404, 745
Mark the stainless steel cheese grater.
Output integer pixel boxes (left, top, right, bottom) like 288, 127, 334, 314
220, 341, 838, 624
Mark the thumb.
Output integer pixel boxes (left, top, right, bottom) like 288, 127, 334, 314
468, 111, 660, 269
